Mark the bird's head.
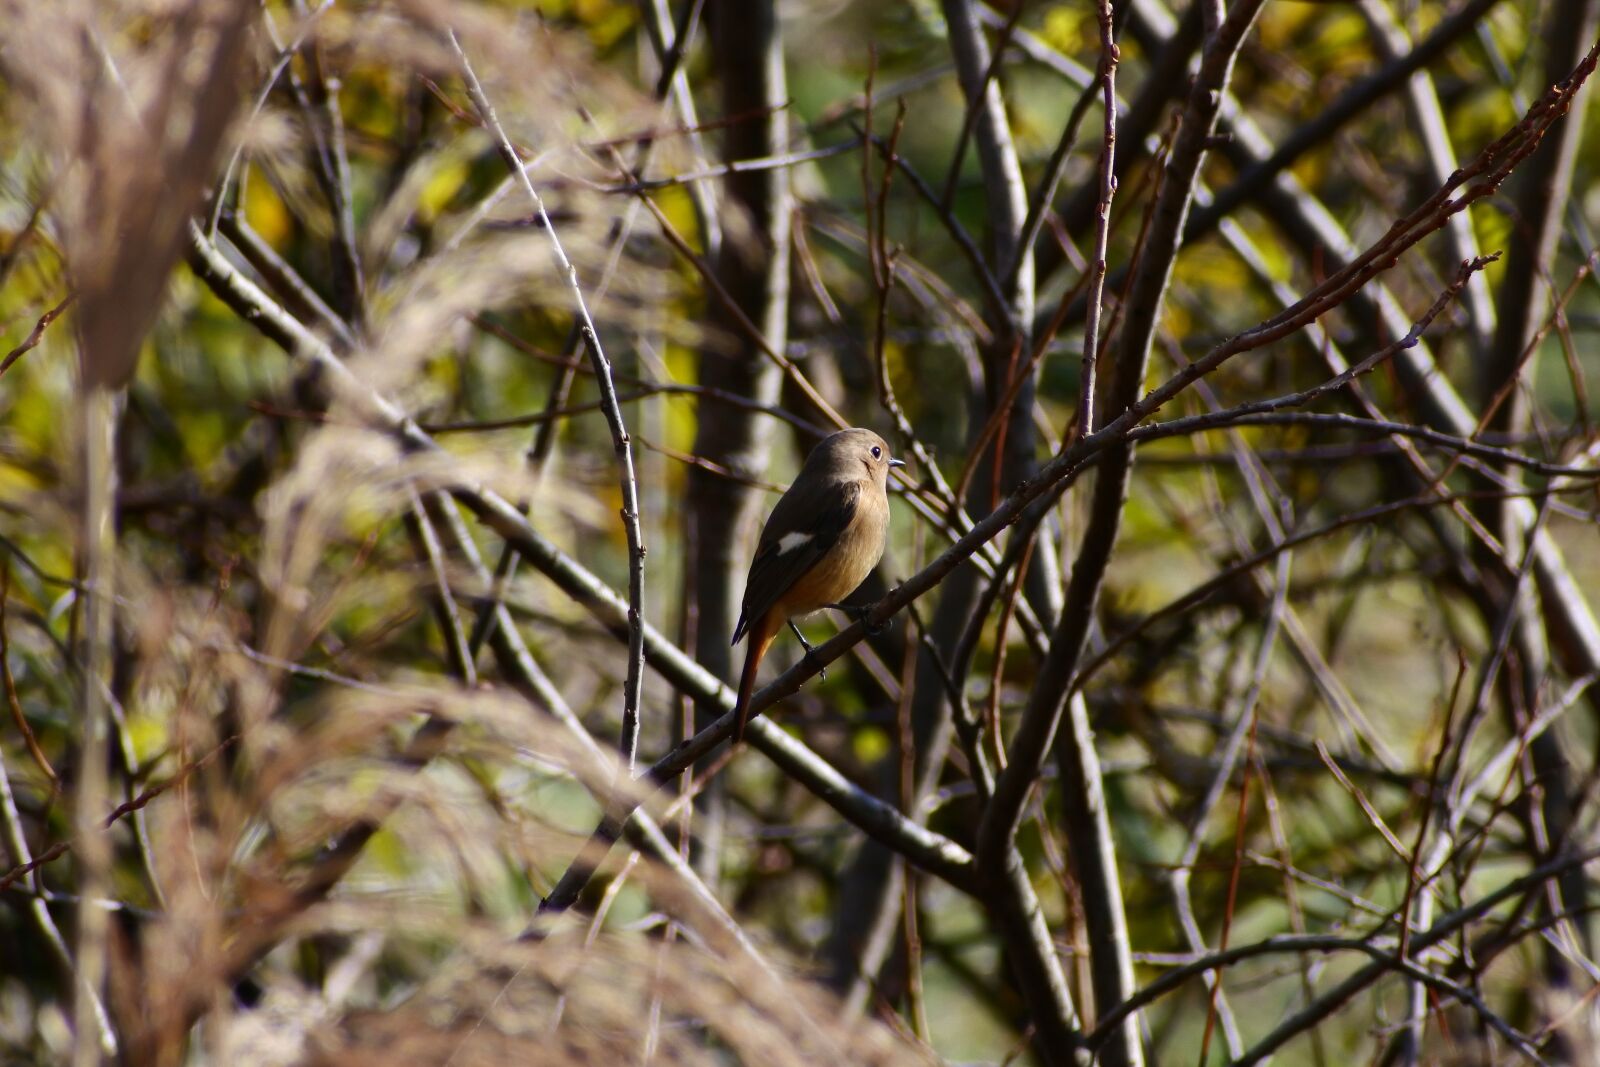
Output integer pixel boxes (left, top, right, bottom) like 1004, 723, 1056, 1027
806, 427, 905, 487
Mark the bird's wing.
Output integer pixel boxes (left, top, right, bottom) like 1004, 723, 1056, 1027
732, 480, 861, 645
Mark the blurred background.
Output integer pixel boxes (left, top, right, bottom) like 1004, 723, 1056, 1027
0, 0, 1598, 1063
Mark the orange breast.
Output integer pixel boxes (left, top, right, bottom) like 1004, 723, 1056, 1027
774, 502, 887, 619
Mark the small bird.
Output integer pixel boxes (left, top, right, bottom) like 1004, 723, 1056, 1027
731, 428, 903, 741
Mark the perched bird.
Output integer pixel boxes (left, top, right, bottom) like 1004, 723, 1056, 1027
731, 428, 903, 741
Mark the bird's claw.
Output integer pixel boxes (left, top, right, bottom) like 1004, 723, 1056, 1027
825, 601, 888, 635
804, 649, 827, 681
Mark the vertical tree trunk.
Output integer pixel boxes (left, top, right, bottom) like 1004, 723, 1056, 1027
688, 0, 792, 885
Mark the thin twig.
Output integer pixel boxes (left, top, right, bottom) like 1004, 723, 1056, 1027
459, 0, 710, 661
0, 567, 56, 784
602, 141, 854, 192
403, 484, 478, 686
0, 734, 238, 895
938, 1, 1024, 212
1007, 66, 1104, 294
449, 31, 648, 772
0, 745, 116, 1052
207, 1, 335, 237
1076, 0, 1119, 439
172, 41, 1600, 1023
1225, 848, 1595, 1066
980, 34, 1600, 859
421, 378, 827, 439
1184, 0, 1507, 243
0, 295, 74, 378
978, 0, 1270, 895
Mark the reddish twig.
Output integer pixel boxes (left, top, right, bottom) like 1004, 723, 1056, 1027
0, 567, 56, 786
0, 736, 238, 894
0, 295, 74, 379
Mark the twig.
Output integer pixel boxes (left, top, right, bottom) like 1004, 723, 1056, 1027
905, 601, 994, 801
1360, 0, 1497, 353
421, 379, 827, 439
1076, 484, 1574, 691
1180, 548, 1289, 1063
1226, 848, 1599, 1065
1183, 0, 1506, 243
0, 295, 74, 378
940, 1, 1087, 1056
602, 142, 854, 192
983, 31, 1600, 866
449, 31, 648, 772
983, 534, 1033, 769
1007, 66, 1104, 294
403, 485, 478, 686
1130, 411, 1600, 480
635, 435, 787, 494
858, 129, 1011, 326
1076, 0, 1120, 440
938, 1, 1024, 212
940, 0, 1032, 325
0, 732, 237, 895
1053, 684, 1143, 1067
978, 0, 1269, 898
1092, 849, 1600, 1053
639, 0, 718, 247
291, 3, 365, 326
216, 212, 359, 350
0, 747, 116, 1052
457, 0, 711, 662
1394, 654, 1467, 1062
863, 96, 938, 492
208, 0, 335, 237
1468, 249, 1600, 470
629, 190, 844, 428
894, 558, 931, 1043
0, 567, 56, 784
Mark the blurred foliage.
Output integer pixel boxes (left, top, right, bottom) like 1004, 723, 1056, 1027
0, 0, 1598, 1064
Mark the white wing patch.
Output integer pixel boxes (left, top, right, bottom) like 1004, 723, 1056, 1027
776, 531, 814, 555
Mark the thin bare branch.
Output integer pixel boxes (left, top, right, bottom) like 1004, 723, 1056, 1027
449, 30, 648, 771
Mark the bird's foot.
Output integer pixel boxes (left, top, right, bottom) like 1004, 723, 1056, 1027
825, 601, 888, 636
788, 619, 826, 680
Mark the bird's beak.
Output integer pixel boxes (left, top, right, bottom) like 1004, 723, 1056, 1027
889, 458, 907, 469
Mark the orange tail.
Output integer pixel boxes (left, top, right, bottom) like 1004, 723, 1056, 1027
733, 615, 779, 743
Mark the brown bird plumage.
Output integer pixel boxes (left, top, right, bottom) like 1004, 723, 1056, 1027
731, 428, 902, 741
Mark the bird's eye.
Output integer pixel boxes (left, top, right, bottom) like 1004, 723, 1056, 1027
871, 446, 882, 459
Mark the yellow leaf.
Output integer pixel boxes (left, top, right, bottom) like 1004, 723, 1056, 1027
854, 726, 890, 764
1040, 5, 1089, 56
243, 165, 292, 249
418, 157, 471, 224
656, 184, 705, 258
